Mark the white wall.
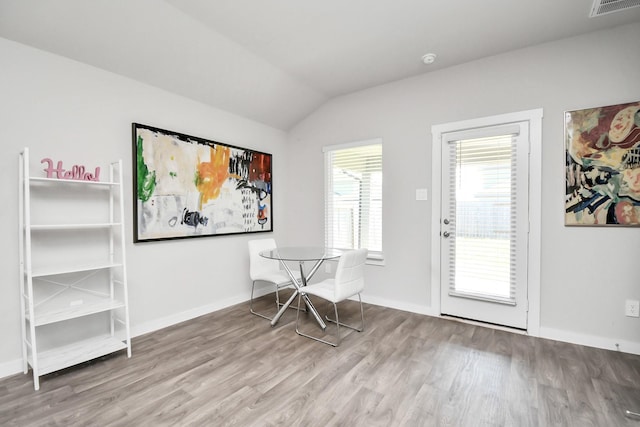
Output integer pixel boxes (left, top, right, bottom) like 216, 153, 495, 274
2, 22, 640, 382
286, 23, 640, 353
0, 37, 289, 376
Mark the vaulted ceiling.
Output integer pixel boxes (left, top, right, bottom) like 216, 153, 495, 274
1, 0, 639, 129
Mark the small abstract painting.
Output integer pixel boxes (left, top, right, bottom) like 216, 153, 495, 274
133, 123, 273, 242
565, 101, 640, 225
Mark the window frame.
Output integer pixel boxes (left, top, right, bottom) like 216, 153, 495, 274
323, 138, 384, 264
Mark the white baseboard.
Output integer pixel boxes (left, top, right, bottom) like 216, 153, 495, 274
539, 326, 640, 356
0, 290, 259, 382
360, 294, 437, 317
130, 292, 253, 338
3, 293, 639, 381
362, 295, 640, 356
0, 359, 24, 381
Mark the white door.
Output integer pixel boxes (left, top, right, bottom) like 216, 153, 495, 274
439, 121, 530, 329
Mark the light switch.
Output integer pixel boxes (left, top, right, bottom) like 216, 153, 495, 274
416, 188, 428, 201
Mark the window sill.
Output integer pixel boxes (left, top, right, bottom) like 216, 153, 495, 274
366, 257, 385, 266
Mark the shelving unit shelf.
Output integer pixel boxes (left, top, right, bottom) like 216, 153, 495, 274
31, 336, 128, 376
19, 148, 131, 390
30, 262, 124, 278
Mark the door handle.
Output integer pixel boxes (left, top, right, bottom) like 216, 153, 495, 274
443, 231, 450, 238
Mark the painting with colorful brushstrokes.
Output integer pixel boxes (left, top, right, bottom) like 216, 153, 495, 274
565, 101, 640, 226
132, 123, 273, 242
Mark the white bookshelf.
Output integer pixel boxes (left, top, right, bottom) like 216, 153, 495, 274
19, 148, 131, 390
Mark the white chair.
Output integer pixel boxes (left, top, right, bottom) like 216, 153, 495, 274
295, 248, 367, 346
248, 238, 300, 321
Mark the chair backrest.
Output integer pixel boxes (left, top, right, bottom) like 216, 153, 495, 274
333, 248, 368, 301
248, 238, 280, 280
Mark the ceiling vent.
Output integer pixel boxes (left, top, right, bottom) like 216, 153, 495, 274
589, 0, 640, 17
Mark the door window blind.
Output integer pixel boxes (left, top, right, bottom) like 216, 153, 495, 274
447, 132, 519, 305
324, 140, 382, 260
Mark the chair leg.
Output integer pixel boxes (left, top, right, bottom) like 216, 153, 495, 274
325, 294, 364, 333
250, 280, 276, 321
333, 303, 341, 346
295, 295, 339, 347
295, 295, 365, 347
252, 281, 303, 320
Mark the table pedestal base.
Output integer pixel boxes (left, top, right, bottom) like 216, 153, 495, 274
270, 259, 327, 330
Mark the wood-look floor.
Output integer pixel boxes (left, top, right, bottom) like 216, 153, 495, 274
2, 292, 640, 426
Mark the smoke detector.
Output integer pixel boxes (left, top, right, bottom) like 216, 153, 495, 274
589, 0, 640, 17
421, 53, 437, 65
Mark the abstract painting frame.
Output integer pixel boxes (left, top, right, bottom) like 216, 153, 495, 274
565, 100, 640, 226
132, 123, 273, 242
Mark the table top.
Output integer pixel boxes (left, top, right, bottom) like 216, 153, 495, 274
259, 246, 343, 262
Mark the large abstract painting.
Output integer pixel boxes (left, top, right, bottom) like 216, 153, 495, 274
565, 101, 640, 225
133, 123, 273, 242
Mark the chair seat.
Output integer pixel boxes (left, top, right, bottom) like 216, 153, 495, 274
301, 279, 337, 302
253, 270, 301, 287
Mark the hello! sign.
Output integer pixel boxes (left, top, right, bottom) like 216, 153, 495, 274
41, 158, 101, 182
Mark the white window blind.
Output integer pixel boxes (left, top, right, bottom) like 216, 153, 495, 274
447, 131, 519, 305
324, 140, 382, 260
